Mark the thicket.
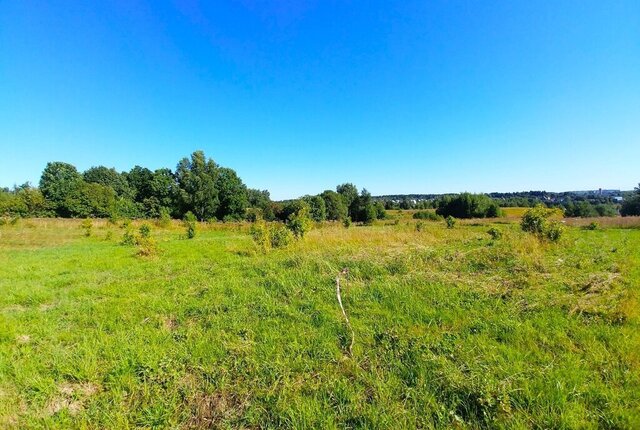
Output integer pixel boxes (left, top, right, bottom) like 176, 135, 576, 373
412, 211, 442, 221
620, 184, 640, 217
435, 193, 503, 219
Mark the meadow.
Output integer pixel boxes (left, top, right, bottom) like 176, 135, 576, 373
1, 215, 639, 429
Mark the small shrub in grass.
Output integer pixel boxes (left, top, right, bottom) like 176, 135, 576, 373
139, 223, 151, 238
121, 228, 137, 246
487, 227, 502, 240
445, 216, 456, 229
81, 218, 93, 237
287, 207, 312, 238
343, 217, 352, 228
582, 221, 599, 231
415, 221, 424, 232
521, 205, 564, 242
270, 224, 294, 248
183, 211, 197, 239
156, 208, 171, 228
250, 221, 294, 251
120, 219, 131, 230
136, 237, 159, 257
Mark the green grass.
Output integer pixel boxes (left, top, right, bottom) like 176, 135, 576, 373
1, 218, 639, 429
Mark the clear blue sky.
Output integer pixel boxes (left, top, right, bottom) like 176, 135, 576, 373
1, 1, 638, 199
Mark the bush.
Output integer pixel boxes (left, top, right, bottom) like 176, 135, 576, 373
139, 223, 151, 238
415, 221, 424, 232
286, 206, 312, 238
413, 211, 441, 221
156, 208, 171, 228
183, 211, 197, 239
343, 217, 352, 228
136, 237, 159, 257
81, 218, 93, 237
521, 205, 564, 242
487, 227, 502, 240
250, 221, 294, 251
121, 228, 137, 246
445, 216, 456, 229
270, 224, 294, 248
582, 222, 599, 231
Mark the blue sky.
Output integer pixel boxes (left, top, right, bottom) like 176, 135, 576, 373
1, 1, 638, 199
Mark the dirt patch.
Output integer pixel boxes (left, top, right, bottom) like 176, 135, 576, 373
45, 382, 99, 417
16, 335, 30, 344
185, 391, 249, 429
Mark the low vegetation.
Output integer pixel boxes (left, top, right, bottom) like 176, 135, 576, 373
2, 216, 637, 428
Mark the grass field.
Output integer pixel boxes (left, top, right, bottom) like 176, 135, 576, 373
1, 218, 639, 429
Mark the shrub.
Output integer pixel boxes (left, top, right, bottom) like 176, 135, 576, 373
183, 211, 197, 239
156, 208, 171, 228
413, 211, 441, 221
487, 227, 502, 240
582, 222, 599, 231
270, 224, 294, 248
343, 217, 352, 228
136, 237, 159, 257
445, 216, 456, 229
121, 228, 137, 246
415, 221, 424, 232
521, 205, 564, 242
81, 218, 93, 237
139, 223, 151, 238
250, 221, 294, 251
286, 206, 312, 238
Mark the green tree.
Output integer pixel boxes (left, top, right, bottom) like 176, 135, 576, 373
126, 166, 154, 202
39, 162, 83, 217
175, 151, 220, 221
84, 166, 132, 198
215, 167, 248, 220
303, 195, 327, 222
337, 183, 359, 217
620, 185, 640, 216
321, 190, 348, 221
64, 182, 116, 218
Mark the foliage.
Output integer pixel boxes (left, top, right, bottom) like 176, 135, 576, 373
215, 167, 248, 220
81, 218, 93, 237
521, 205, 564, 242
487, 227, 502, 239
413, 211, 442, 221
175, 151, 220, 221
286, 205, 313, 238
39, 162, 83, 216
445, 215, 456, 229
436, 193, 502, 219
321, 190, 348, 221
183, 211, 197, 239
156, 208, 171, 228
250, 220, 294, 251
620, 186, 640, 216
343, 217, 352, 228
139, 223, 151, 239
582, 222, 599, 230
302, 195, 327, 222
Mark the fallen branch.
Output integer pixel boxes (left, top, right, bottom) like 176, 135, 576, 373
336, 268, 354, 356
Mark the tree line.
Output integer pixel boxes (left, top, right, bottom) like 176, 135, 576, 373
0, 151, 388, 223
1, 152, 638, 220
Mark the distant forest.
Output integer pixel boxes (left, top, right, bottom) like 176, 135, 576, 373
2, 151, 639, 220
